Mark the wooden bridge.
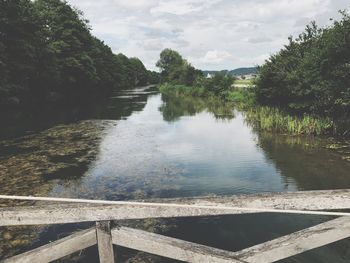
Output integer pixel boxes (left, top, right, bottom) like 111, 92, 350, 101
0, 189, 350, 263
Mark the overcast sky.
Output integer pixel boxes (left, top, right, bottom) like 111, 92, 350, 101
67, 0, 349, 71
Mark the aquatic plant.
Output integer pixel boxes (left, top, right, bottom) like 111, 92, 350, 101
244, 106, 336, 136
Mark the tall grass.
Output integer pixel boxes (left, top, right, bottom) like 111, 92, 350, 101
244, 107, 335, 136
224, 88, 256, 106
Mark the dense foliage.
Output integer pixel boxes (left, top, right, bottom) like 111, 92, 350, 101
156, 48, 203, 86
156, 48, 235, 98
0, 0, 158, 110
255, 12, 350, 120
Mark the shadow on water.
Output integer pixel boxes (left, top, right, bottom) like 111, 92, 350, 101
255, 133, 350, 190
0, 86, 158, 259
1, 89, 350, 262
0, 86, 158, 140
95, 86, 158, 121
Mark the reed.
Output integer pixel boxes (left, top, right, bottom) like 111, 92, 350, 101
244, 107, 335, 136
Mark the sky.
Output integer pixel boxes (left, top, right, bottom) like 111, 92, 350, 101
67, 0, 349, 71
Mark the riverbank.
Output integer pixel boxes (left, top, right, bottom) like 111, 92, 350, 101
159, 83, 255, 105
159, 84, 349, 138
159, 84, 350, 164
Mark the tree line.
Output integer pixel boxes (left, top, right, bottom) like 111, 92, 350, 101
255, 12, 350, 120
0, 0, 159, 110
156, 48, 235, 96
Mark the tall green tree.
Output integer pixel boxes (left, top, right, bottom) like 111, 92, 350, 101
129, 57, 148, 86
34, 0, 98, 101
156, 48, 202, 85
0, 0, 49, 105
0, 0, 157, 110
255, 13, 350, 119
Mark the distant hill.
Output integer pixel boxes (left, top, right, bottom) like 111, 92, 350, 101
203, 67, 257, 76
230, 67, 257, 76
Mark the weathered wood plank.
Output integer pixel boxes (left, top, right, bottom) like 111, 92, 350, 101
0, 189, 349, 226
110, 217, 350, 263
111, 226, 244, 263
96, 221, 114, 263
234, 216, 350, 263
0, 203, 248, 226
2, 228, 96, 263
1, 189, 350, 210
162, 189, 350, 211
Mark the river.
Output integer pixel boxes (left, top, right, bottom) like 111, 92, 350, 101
0, 86, 349, 262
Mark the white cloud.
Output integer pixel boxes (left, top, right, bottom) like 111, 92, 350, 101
113, 0, 158, 9
141, 39, 164, 51
200, 50, 232, 64
67, 0, 350, 70
238, 54, 271, 66
151, 0, 221, 15
151, 1, 199, 15
248, 36, 273, 44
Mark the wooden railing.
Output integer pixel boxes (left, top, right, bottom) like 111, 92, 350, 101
0, 189, 350, 263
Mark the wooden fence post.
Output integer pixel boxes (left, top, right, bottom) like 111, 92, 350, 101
96, 221, 115, 263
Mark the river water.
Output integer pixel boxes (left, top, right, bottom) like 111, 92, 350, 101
0, 86, 349, 262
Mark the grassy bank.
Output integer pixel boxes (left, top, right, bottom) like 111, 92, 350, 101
159, 83, 255, 106
244, 107, 336, 136
159, 83, 348, 137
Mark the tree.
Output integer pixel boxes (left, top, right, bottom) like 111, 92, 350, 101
255, 13, 350, 119
129, 57, 148, 86
147, 70, 160, 84
0, 0, 49, 106
0, 0, 154, 110
204, 73, 234, 96
156, 48, 184, 83
156, 48, 202, 85
34, 0, 98, 101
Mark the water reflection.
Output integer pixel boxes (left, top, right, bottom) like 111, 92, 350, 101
256, 133, 350, 190
95, 86, 158, 121
159, 93, 235, 122
52, 94, 297, 201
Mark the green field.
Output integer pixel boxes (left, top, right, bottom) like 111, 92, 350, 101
234, 78, 254, 85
